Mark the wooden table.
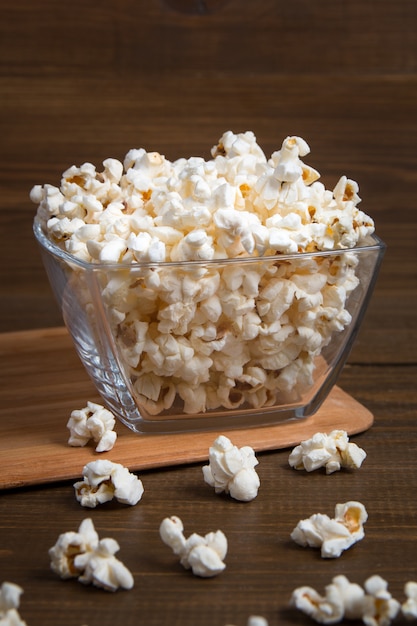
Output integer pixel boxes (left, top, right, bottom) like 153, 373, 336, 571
1, 1, 417, 625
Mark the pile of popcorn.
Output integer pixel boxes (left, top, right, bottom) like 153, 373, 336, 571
31, 132, 375, 415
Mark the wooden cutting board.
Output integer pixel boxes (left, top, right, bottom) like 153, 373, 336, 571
0, 327, 373, 490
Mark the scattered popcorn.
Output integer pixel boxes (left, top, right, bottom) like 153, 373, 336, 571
32, 132, 376, 416
0, 582, 26, 626
67, 401, 117, 452
73, 459, 144, 508
202, 435, 260, 501
291, 501, 368, 558
291, 575, 399, 625
288, 429, 367, 474
159, 515, 227, 577
49, 518, 133, 591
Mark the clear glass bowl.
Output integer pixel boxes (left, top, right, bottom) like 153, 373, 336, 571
34, 217, 385, 433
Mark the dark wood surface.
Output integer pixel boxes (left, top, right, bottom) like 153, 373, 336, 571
1, 1, 417, 624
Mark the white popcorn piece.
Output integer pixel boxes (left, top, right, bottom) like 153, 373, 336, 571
291, 575, 367, 624
67, 401, 117, 452
33, 133, 376, 417
288, 429, 367, 474
362, 576, 400, 626
159, 515, 227, 577
0, 582, 26, 626
74, 460, 144, 508
49, 518, 99, 579
291, 584, 345, 624
402, 581, 417, 620
49, 518, 133, 592
75, 537, 134, 592
328, 575, 367, 621
0, 583, 23, 615
202, 435, 260, 502
291, 501, 368, 558
247, 619, 268, 626
225, 618, 269, 626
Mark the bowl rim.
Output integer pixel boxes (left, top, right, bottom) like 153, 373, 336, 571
33, 215, 386, 272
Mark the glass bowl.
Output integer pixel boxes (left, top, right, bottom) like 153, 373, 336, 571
34, 217, 385, 433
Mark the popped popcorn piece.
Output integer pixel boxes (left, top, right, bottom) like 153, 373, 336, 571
49, 518, 99, 579
32, 132, 376, 416
288, 429, 367, 474
291, 501, 368, 558
0, 582, 26, 626
75, 537, 134, 592
291, 583, 345, 624
329, 575, 367, 621
73, 460, 144, 508
49, 518, 133, 591
159, 515, 227, 577
291, 575, 366, 624
362, 576, 400, 626
402, 582, 417, 620
67, 401, 117, 452
202, 435, 260, 501
247, 619, 268, 626
225, 618, 269, 626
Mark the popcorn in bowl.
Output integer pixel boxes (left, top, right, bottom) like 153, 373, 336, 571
32, 132, 385, 433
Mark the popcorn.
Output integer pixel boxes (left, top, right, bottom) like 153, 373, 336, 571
67, 401, 117, 452
402, 582, 417, 619
73, 460, 144, 508
49, 518, 133, 591
49, 517, 99, 579
291, 581, 346, 624
32, 132, 376, 416
75, 537, 134, 592
291, 501, 368, 558
362, 576, 400, 626
0, 582, 26, 626
291, 575, 400, 625
246, 619, 268, 626
159, 515, 227, 577
202, 435, 260, 501
226, 618, 269, 626
288, 429, 367, 474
